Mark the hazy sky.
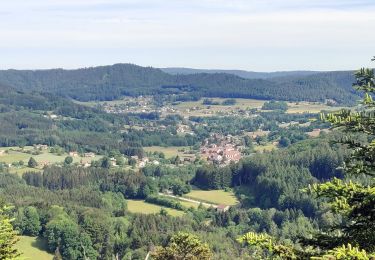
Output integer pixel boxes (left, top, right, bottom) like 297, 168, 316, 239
1, 0, 375, 71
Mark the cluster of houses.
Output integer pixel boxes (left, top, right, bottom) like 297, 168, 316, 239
101, 96, 158, 114
200, 134, 242, 165
68, 152, 97, 167
130, 155, 160, 168
34, 144, 49, 150
201, 144, 241, 164
176, 124, 194, 135
68, 151, 95, 158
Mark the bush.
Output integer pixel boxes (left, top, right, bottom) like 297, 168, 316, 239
145, 195, 187, 211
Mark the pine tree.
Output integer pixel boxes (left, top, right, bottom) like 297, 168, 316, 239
0, 205, 21, 260
311, 60, 375, 252
151, 232, 212, 260
237, 58, 375, 258
27, 157, 38, 168
64, 156, 73, 165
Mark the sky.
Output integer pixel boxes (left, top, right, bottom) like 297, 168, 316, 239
1, 0, 375, 71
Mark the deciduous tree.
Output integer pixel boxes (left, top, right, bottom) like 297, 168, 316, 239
151, 232, 212, 260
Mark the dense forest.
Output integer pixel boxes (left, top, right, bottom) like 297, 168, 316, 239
0, 64, 359, 104
1, 0, 375, 257
161, 67, 321, 79
0, 62, 374, 259
0, 134, 349, 259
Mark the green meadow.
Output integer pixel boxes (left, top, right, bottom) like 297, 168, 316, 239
184, 189, 239, 206
126, 199, 185, 217
16, 236, 53, 260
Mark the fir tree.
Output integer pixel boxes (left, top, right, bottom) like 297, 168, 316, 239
237, 58, 375, 258
0, 205, 21, 260
151, 232, 212, 260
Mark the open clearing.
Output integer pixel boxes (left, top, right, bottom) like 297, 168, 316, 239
173, 98, 341, 117
254, 143, 278, 152
16, 236, 53, 260
143, 146, 194, 159
174, 98, 266, 110
286, 102, 344, 114
184, 189, 239, 206
0, 151, 30, 164
176, 199, 201, 209
75, 96, 344, 117
9, 167, 42, 177
127, 199, 184, 217
159, 193, 209, 208
0, 148, 101, 167
172, 98, 266, 117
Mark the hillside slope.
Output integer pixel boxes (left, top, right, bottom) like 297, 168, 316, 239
161, 67, 321, 79
0, 64, 358, 104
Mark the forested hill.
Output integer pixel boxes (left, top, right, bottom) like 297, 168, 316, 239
0, 64, 358, 104
161, 67, 321, 79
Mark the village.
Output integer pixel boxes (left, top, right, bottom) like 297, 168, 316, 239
200, 134, 242, 165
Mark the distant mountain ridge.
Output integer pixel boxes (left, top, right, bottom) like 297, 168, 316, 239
0, 63, 359, 104
161, 67, 322, 79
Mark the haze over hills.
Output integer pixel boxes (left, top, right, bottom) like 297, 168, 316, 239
0, 63, 358, 104
161, 68, 322, 79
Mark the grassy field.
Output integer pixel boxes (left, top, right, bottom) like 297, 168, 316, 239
172, 98, 266, 117
33, 153, 69, 164
75, 96, 342, 117
127, 200, 184, 217
74, 97, 153, 107
170, 198, 202, 209
34, 153, 102, 164
174, 98, 265, 110
143, 146, 195, 160
177, 200, 201, 209
9, 167, 42, 177
254, 143, 278, 152
286, 102, 344, 114
173, 99, 343, 117
0, 148, 102, 167
184, 189, 239, 206
16, 236, 53, 260
0, 151, 30, 164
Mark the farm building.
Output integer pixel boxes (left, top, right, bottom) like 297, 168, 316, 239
216, 205, 230, 213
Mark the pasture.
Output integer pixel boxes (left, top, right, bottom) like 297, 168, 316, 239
254, 143, 278, 152
184, 189, 239, 206
286, 102, 344, 114
177, 200, 201, 209
143, 146, 194, 159
0, 147, 102, 168
9, 167, 42, 177
174, 98, 265, 110
126, 199, 184, 217
0, 151, 30, 164
172, 98, 266, 117
75, 96, 341, 118
16, 236, 53, 260
168, 197, 202, 209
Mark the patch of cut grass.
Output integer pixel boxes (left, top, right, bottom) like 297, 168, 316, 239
143, 146, 194, 159
16, 236, 53, 260
286, 102, 344, 114
174, 98, 266, 110
0, 151, 30, 164
127, 200, 184, 217
9, 167, 41, 177
184, 189, 239, 206
254, 143, 278, 152
0, 148, 102, 167
177, 200, 200, 209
